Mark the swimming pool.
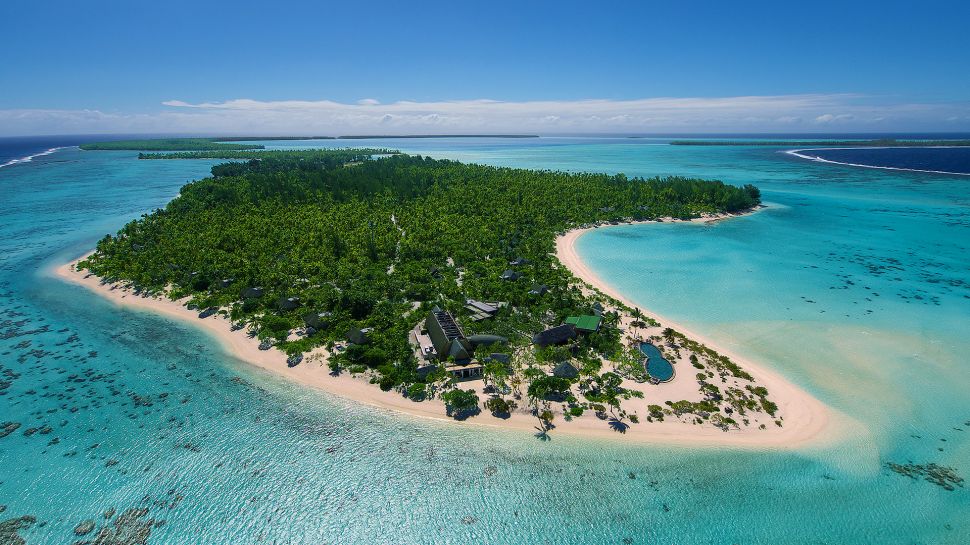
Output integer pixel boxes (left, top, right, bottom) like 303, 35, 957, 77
639, 342, 675, 382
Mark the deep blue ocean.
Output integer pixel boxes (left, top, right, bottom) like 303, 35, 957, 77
791, 146, 970, 175
1, 135, 968, 544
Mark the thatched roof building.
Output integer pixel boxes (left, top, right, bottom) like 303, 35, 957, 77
553, 361, 579, 379
241, 286, 264, 299
532, 324, 577, 347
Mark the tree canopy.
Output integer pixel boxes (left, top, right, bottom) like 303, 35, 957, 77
80, 149, 761, 398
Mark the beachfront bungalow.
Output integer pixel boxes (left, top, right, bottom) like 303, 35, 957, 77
528, 284, 549, 296
565, 315, 602, 333
220, 278, 235, 289
347, 327, 372, 345
532, 324, 577, 347
303, 311, 332, 330
241, 286, 264, 299
509, 257, 531, 266
278, 296, 301, 311
553, 361, 579, 379
500, 270, 521, 281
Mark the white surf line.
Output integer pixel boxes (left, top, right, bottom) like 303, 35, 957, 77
784, 147, 970, 177
0, 146, 70, 170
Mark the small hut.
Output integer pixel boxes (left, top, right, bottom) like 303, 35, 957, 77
553, 361, 579, 379
500, 270, 521, 281
303, 311, 332, 330
347, 327, 373, 345
485, 353, 511, 365
241, 287, 264, 300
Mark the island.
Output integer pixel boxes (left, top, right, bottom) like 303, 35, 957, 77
78, 135, 540, 152
60, 146, 830, 445
78, 138, 267, 151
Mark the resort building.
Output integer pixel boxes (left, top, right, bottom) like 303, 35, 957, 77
484, 353, 510, 365
303, 311, 331, 330
500, 270, 521, 281
565, 315, 602, 333
467, 334, 508, 347
465, 299, 499, 321
424, 307, 482, 379
532, 324, 577, 347
241, 286, 264, 299
553, 361, 579, 379
528, 284, 548, 296
347, 327, 373, 345
412, 329, 438, 361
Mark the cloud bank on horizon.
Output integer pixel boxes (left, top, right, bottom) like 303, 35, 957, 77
2, 94, 968, 136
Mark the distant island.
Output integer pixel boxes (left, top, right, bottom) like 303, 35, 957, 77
79, 135, 539, 152
669, 138, 970, 147
79, 138, 266, 151
335, 134, 539, 139
63, 145, 828, 443
136, 148, 398, 161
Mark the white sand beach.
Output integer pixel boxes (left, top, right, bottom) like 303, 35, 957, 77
55, 230, 839, 448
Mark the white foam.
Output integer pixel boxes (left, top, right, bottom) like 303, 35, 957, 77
0, 146, 69, 170
784, 147, 970, 177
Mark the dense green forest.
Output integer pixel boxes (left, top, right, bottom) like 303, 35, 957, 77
669, 139, 970, 147
80, 138, 265, 151
80, 149, 760, 416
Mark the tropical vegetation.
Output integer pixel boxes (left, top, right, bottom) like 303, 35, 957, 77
79, 148, 762, 423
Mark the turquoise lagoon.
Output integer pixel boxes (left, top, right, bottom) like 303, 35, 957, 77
0, 139, 967, 543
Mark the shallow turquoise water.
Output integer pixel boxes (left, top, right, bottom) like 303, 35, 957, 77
1, 141, 967, 543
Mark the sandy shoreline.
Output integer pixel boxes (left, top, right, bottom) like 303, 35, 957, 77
55, 220, 839, 448
555, 211, 839, 447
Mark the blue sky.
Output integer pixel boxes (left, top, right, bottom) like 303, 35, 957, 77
1, 0, 968, 135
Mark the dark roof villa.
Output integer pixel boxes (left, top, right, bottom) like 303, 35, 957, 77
347, 327, 372, 345
532, 324, 577, 347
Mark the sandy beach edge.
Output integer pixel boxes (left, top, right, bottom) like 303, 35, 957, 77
554, 210, 843, 447
53, 228, 841, 449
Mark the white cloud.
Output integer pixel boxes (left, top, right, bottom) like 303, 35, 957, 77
2, 94, 968, 135
813, 113, 855, 124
